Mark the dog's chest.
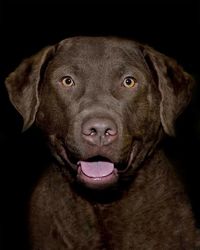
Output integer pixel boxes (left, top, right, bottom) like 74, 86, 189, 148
48, 175, 191, 250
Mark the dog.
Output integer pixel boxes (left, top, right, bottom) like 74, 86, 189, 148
5, 36, 200, 249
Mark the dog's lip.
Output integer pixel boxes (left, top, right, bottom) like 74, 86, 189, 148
60, 138, 138, 173
76, 156, 129, 173
61, 149, 131, 174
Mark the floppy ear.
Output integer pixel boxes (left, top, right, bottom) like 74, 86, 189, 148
141, 45, 195, 136
5, 46, 55, 132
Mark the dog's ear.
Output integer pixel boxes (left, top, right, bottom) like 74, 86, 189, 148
141, 45, 195, 136
5, 46, 55, 132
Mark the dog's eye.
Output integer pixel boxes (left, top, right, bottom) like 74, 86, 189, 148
61, 76, 75, 87
122, 77, 137, 88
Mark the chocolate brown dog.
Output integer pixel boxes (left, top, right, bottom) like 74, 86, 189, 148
5, 37, 200, 249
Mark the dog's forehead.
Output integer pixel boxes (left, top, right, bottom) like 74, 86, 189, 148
53, 37, 143, 67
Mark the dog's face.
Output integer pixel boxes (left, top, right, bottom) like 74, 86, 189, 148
36, 37, 161, 189
5, 37, 194, 190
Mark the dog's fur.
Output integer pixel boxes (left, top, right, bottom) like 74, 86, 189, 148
5, 37, 200, 249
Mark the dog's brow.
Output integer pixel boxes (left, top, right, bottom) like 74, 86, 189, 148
70, 65, 82, 74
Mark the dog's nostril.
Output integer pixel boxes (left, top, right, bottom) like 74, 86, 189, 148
90, 128, 97, 136
105, 128, 117, 136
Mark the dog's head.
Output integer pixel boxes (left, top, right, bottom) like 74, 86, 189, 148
5, 37, 194, 190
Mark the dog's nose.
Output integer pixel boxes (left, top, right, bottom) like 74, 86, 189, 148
82, 118, 118, 146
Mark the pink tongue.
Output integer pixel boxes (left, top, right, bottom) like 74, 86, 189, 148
78, 161, 114, 178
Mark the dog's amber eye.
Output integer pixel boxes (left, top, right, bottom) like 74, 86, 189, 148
122, 77, 137, 88
61, 76, 75, 87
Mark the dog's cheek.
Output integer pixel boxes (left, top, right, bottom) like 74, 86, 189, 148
35, 109, 62, 135
125, 96, 160, 140
36, 110, 45, 123
35, 110, 47, 130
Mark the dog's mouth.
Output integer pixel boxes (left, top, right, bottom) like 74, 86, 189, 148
76, 156, 119, 189
57, 139, 141, 190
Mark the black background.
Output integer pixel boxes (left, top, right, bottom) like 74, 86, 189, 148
0, 2, 200, 249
